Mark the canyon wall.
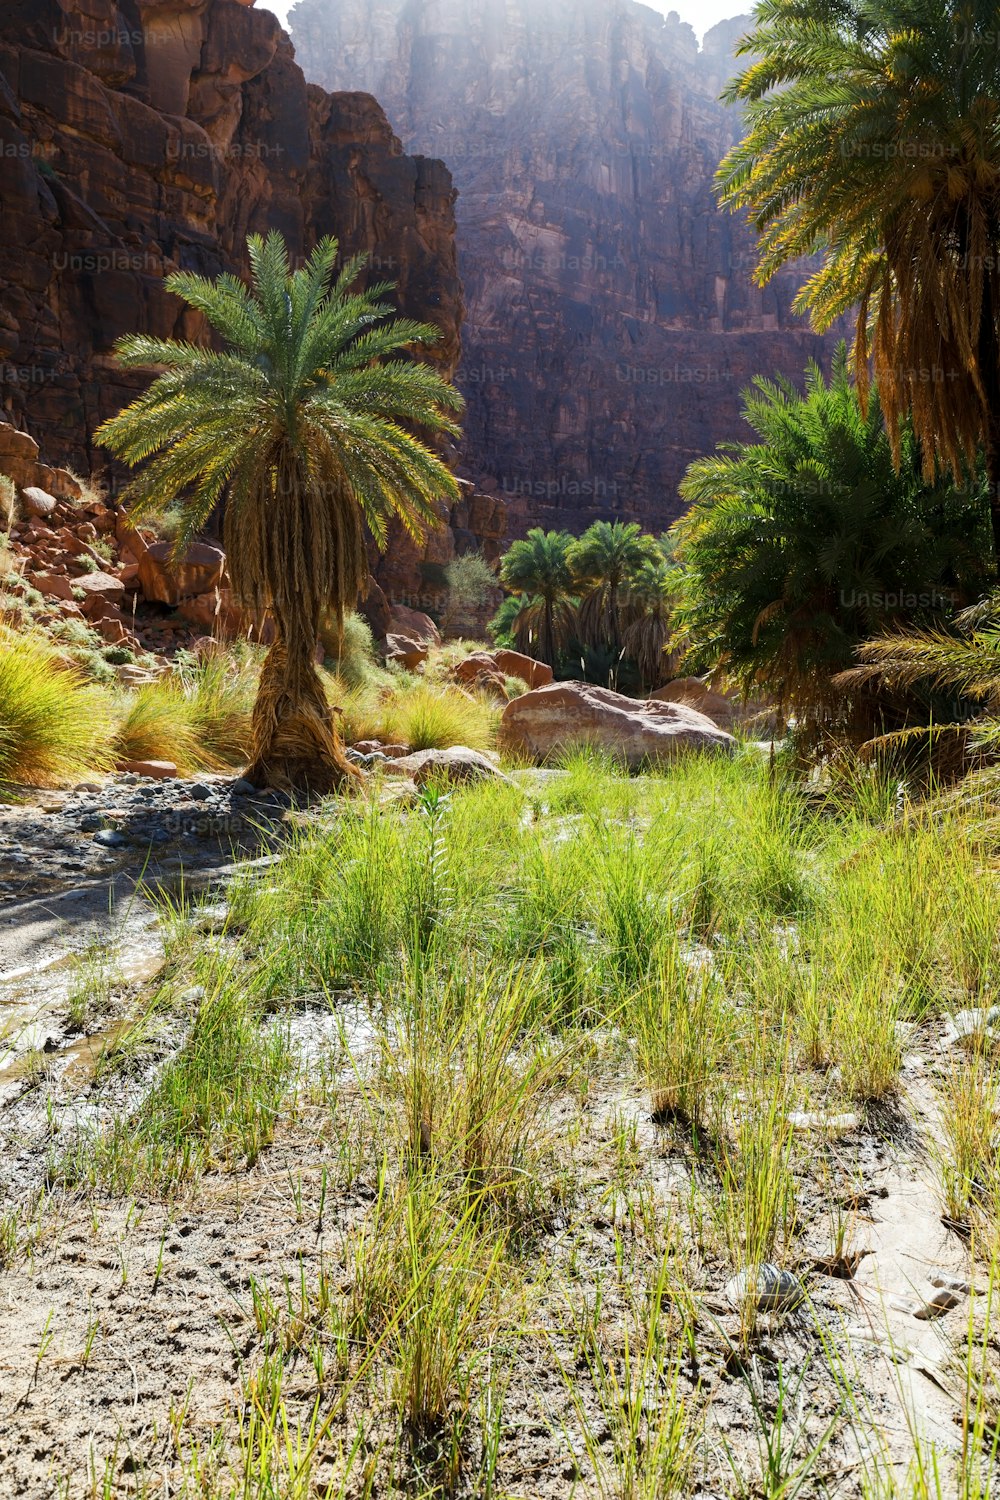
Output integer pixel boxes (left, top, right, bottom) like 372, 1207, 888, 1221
0, 0, 498, 601
290, 0, 838, 535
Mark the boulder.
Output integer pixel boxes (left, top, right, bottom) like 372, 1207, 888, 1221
499, 681, 735, 767
137, 539, 226, 605
29, 572, 74, 601
452, 652, 508, 697
383, 632, 428, 670
20, 486, 57, 519
386, 604, 441, 648
491, 649, 553, 689
651, 677, 781, 738
389, 746, 512, 786
76, 571, 126, 611
651, 677, 735, 727
0, 423, 40, 488
352, 740, 411, 758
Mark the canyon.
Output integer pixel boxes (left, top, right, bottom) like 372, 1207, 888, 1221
289, 0, 838, 534
0, 0, 503, 606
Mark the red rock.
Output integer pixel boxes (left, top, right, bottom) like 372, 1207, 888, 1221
297, 0, 842, 536
384, 633, 428, 671
94, 614, 129, 644
119, 760, 178, 780
76, 571, 125, 611
491, 650, 553, 689
499, 681, 735, 766
137, 540, 225, 605
385, 605, 441, 648
30, 572, 74, 601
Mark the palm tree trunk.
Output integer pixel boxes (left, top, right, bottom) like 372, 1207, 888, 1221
980, 271, 1000, 567
243, 629, 361, 794
543, 595, 554, 668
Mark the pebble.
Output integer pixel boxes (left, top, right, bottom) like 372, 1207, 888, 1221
79, 814, 104, 833
190, 784, 213, 801
231, 779, 256, 797
724, 1264, 805, 1314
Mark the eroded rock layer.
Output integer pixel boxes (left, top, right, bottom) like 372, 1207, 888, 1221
290, 0, 838, 533
0, 0, 462, 482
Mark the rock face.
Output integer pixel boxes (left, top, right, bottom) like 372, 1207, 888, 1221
0, 0, 500, 603
291, 0, 840, 535
499, 681, 735, 765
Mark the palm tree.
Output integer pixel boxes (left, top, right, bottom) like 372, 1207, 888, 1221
671, 350, 991, 733
498, 528, 576, 668
717, 0, 1000, 555
97, 233, 463, 793
566, 521, 660, 654
621, 550, 680, 692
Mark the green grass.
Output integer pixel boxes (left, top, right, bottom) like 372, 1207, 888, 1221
20, 747, 1000, 1495
0, 627, 114, 786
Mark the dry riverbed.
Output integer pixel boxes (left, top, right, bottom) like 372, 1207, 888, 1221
1, 765, 998, 1498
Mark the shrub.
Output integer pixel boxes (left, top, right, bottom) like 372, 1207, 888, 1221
319, 609, 378, 687
0, 629, 114, 786
113, 658, 255, 773
0, 475, 16, 533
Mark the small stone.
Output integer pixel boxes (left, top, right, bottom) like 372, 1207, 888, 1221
725, 1264, 805, 1314
787, 1110, 858, 1135
119, 759, 177, 780
230, 778, 256, 797
79, 814, 104, 832
93, 829, 125, 848
190, 784, 213, 801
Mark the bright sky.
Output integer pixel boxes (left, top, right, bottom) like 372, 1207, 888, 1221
260, 1, 743, 45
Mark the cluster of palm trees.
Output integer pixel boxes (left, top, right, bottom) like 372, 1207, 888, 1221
494, 522, 678, 689
673, 0, 1000, 763
95, 0, 1000, 789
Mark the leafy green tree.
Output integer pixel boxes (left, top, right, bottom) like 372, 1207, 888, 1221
567, 521, 660, 654
671, 350, 991, 732
718, 0, 1000, 554
498, 527, 576, 667
98, 233, 463, 792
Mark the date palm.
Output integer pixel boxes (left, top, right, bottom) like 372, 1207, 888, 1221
567, 521, 661, 654
718, 0, 1000, 555
97, 232, 463, 793
498, 528, 576, 668
671, 351, 991, 731
621, 551, 680, 691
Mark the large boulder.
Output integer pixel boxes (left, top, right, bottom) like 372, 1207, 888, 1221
137, 539, 226, 605
491, 649, 553, 689
651, 677, 782, 738
20, 486, 57, 519
499, 681, 735, 766
651, 677, 735, 727
386, 604, 441, 648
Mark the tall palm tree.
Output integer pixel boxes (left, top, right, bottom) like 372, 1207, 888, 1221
567, 521, 660, 653
498, 527, 576, 668
621, 551, 680, 691
98, 233, 463, 793
718, 0, 1000, 555
671, 350, 991, 732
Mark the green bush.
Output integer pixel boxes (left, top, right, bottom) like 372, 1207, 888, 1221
0, 629, 114, 786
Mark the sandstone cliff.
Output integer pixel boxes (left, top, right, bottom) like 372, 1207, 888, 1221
290, 0, 838, 535
0, 0, 500, 602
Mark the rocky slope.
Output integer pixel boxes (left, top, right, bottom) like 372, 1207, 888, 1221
290, 0, 838, 534
0, 0, 502, 604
